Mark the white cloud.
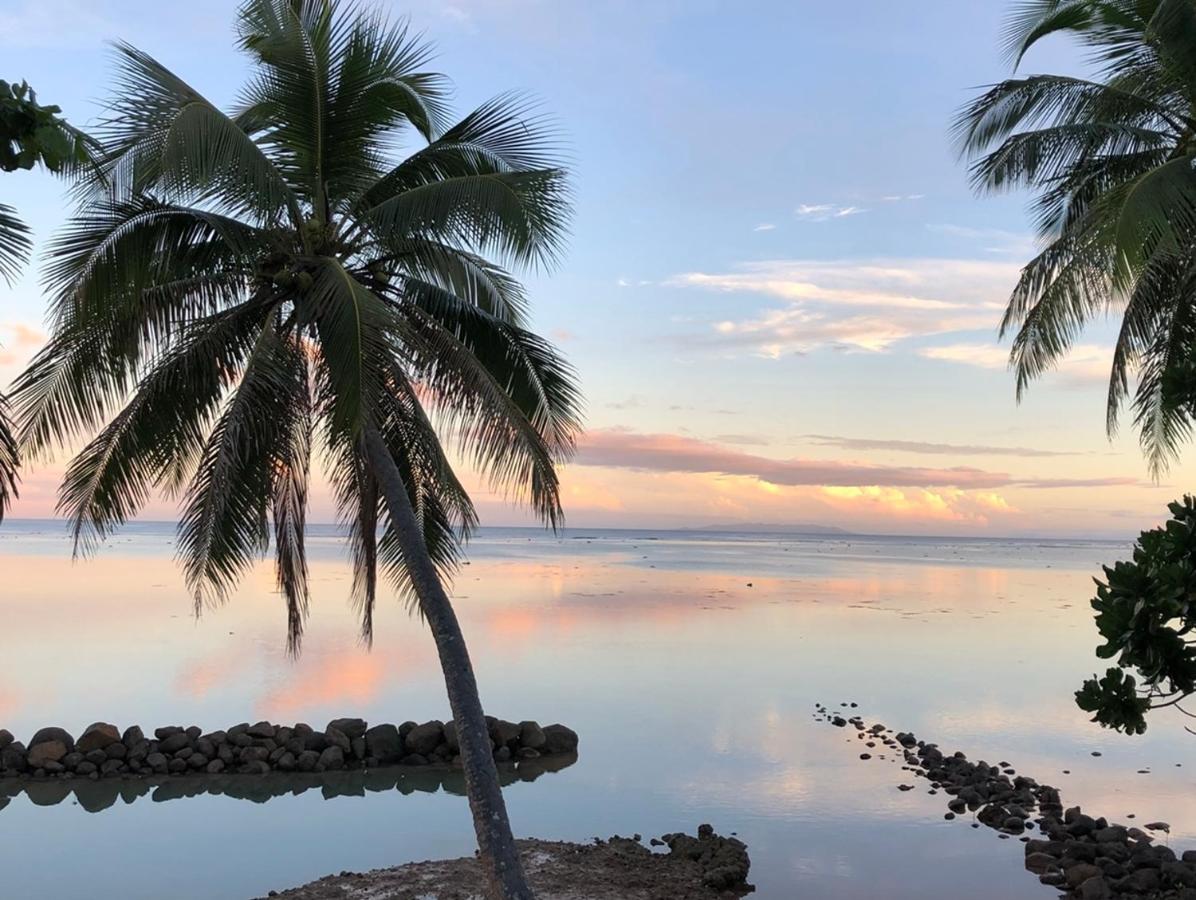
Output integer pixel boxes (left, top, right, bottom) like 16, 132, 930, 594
753, 223, 776, 232
796, 203, 867, 222
669, 258, 1018, 357
919, 342, 1111, 387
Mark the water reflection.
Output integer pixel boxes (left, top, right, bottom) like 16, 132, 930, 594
0, 753, 576, 813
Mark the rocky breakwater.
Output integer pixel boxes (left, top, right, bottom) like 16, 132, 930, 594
816, 704, 1195, 900
0, 717, 579, 782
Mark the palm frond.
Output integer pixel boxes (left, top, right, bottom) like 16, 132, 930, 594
0, 203, 32, 286
0, 393, 19, 522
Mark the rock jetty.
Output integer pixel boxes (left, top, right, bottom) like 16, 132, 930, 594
816, 703, 1194, 900
0, 717, 579, 783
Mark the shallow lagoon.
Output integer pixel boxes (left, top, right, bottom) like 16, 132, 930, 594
1, 523, 1192, 899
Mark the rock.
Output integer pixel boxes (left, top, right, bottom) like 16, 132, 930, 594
206, 759, 225, 774
158, 732, 190, 754
100, 759, 125, 776
542, 724, 579, 755
1183, 851, 1196, 865
1067, 864, 1103, 888
75, 760, 97, 776
1145, 821, 1171, 833
494, 746, 511, 763
1026, 853, 1058, 874
186, 753, 208, 770
0, 729, 12, 750
27, 740, 68, 768
1118, 868, 1161, 893
365, 724, 403, 764
400, 753, 429, 766
154, 726, 182, 740
0, 740, 27, 772
297, 750, 319, 772
350, 737, 365, 760
519, 721, 547, 750
324, 727, 351, 753
276, 752, 296, 771
29, 727, 74, 753
488, 718, 521, 749
327, 718, 367, 740
405, 721, 445, 757
1079, 874, 1111, 900
444, 722, 459, 753
121, 726, 144, 747
246, 721, 276, 739
518, 747, 541, 760
76, 723, 120, 754
318, 746, 345, 770
145, 752, 168, 774
62, 752, 84, 770
167, 758, 187, 774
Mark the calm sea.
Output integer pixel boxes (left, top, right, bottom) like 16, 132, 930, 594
2, 521, 1191, 899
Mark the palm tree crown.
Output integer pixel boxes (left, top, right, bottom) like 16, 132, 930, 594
12, 0, 582, 650
958, 0, 1196, 472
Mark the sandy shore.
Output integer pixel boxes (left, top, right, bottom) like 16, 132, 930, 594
259, 829, 753, 900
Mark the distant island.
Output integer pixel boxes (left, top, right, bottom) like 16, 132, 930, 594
689, 523, 853, 535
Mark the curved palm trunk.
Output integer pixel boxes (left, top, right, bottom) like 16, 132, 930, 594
363, 424, 534, 900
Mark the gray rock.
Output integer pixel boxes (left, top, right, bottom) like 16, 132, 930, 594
0, 728, 12, 750
1067, 864, 1103, 888
100, 758, 125, 776
318, 746, 345, 770
494, 746, 511, 763
154, 726, 182, 740
121, 725, 145, 747
167, 758, 187, 774
324, 727, 351, 753
519, 721, 547, 750
246, 721, 276, 739
145, 752, 168, 774
1079, 875, 1110, 900
488, 718, 521, 748
444, 722, 459, 753
206, 759, 225, 774
0, 740, 26, 772
158, 732, 190, 754
405, 721, 445, 757
542, 724, 579, 755
327, 718, 367, 740
186, 753, 208, 770
62, 751, 84, 770
1026, 853, 1057, 874
517, 747, 541, 760
351, 736, 366, 760
75, 760, 97, 776
296, 750, 319, 772
27, 740, 68, 768
364, 724, 403, 763
276, 752, 297, 771
400, 753, 429, 766
76, 723, 120, 754
29, 727, 74, 753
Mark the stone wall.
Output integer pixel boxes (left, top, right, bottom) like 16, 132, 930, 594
0, 717, 579, 781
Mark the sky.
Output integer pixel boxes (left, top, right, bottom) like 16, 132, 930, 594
0, 0, 1188, 538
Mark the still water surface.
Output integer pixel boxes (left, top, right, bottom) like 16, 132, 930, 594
2, 522, 1193, 899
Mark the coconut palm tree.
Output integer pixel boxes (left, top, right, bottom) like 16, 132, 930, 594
0, 79, 93, 520
957, 0, 1196, 473
10, 2, 581, 897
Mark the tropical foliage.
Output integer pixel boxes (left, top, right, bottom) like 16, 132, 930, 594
0, 79, 92, 521
1076, 496, 1196, 734
958, 0, 1196, 473
10, 1, 580, 895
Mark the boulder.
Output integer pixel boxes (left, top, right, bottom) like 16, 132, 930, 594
122, 725, 145, 747
246, 721, 276, 739
1, 741, 27, 772
488, 718, 521, 749
29, 727, 74, 753
405, 721, 445, 756
365, 724, 403, 764
296, 750, 319, 772
27, 740, 68, 768
76, 723, 120, 754
145, 752, 168, 774
327, 718, 367, 740
154, 726, 182, 740
0, 728, 12, 750
324, 727, 351, 753
158, 732, 190, 754
542, 724, 579, 755
519, 721, 547, 750
318, 746, 345, 770
206, 759, 225, 774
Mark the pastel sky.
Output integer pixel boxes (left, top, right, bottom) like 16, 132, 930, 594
0, 0, 1187, 537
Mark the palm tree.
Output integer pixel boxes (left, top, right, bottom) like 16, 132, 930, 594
10, 2, 581, 897
957, 0, 1196, 472
0, 79, 92, 520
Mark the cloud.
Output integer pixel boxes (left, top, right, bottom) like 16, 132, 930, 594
669, 258, 1016, 356
0, 322, 44, 366
803, 434, 1079, 458
573, 428, 1137, 491
796, 203, 867, 222
882, 194, 925, 202
753, 223, 776, 232
919, 342, 1111, 387
711, 434, 771, 446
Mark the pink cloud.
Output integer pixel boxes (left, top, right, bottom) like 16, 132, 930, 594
572, 428, 1137, 491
